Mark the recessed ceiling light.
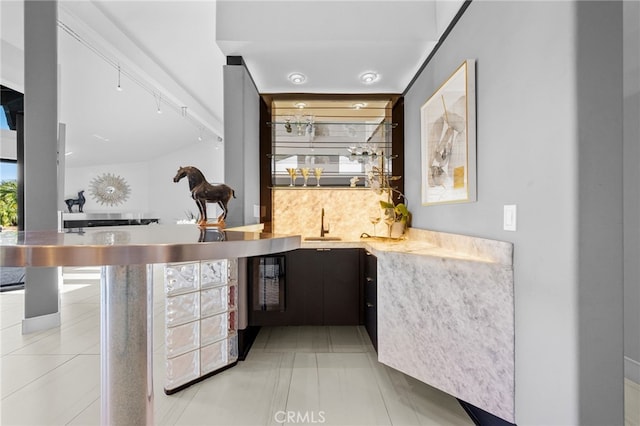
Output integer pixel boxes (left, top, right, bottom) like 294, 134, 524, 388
288, 73, 306, 84
360, 72, 379, 84
294, 102, 307, 109
352, 102, 367, 109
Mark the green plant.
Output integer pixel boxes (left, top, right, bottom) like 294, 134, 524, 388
367, 165, 411, 225
0, 180, 18, 227
379, 199, 410, 223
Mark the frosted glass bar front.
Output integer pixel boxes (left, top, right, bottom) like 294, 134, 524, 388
201, 313, 228, 346
228, 285, 236, 308
228, 335, 238, 362
166, 292, 200, 327
166, 321, 200, 358
201, 259, 227, 288
164, 258, 239, 393
228, 310, 236, 331
201, 287, 228, 317
228, 258, 238, 281
201, 339, 228, 374
166, 350, 200, 389
165, 262, 200, 296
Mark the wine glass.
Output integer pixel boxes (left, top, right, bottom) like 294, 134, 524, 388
314, 167, 323, 187
300, 168, 310, 186
286, 168, 297, 186
383, 208, 396, 238
369, 213, 381, 237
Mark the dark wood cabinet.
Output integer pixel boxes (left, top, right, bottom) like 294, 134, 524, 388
249, 248, 362, 326
287, 248, 324, 325
320, 248, 361, 325
364, 250, 378, 351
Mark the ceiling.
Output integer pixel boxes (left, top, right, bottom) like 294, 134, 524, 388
0, 0, 463, 167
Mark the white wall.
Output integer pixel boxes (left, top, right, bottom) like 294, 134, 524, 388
65, 161, 150, 214
148, 140, 224, 224
65, 141, 223, 223
404, 1, 623, 424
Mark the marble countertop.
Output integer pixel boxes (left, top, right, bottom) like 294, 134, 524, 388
300, 233, 506, 264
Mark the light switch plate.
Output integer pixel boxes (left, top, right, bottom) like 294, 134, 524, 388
504, 205, 517, 231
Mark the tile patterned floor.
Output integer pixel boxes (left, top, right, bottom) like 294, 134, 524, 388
1, 267, 638, 425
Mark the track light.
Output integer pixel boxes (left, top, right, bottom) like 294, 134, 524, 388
155, 93, 162, 114
59, 20, 223, 151
116, 64, 123, 91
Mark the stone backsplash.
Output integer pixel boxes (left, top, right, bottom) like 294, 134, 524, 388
272, 188, 392, 240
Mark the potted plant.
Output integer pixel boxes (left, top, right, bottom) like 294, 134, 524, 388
367, 165, 411, 238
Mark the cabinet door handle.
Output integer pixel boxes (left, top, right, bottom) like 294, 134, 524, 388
366, 277, 373, 282
366, 302, 375, 308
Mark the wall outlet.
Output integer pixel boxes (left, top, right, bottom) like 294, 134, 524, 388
504, 205, 517, 231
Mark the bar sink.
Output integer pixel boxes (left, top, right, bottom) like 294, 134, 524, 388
304, 236, 342, 241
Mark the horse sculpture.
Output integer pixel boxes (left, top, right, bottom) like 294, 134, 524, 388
173, 166, 236, 227
65, 190, 86, 213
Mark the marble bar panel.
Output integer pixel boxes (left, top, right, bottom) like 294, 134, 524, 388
376, 247, 514, 423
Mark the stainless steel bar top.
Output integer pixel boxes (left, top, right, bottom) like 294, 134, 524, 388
0, 224, 301, 267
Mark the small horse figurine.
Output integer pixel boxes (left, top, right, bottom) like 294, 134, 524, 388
173, 166, 236, 227
65, 190, 86, 213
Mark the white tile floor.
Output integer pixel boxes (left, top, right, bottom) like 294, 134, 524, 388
1, 267, 638, 425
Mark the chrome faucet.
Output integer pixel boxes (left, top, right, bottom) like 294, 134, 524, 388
320, 208, 329, 237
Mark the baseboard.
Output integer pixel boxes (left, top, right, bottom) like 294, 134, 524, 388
238, 326, 261, 360
22, 311, 61, 334
626, 356, 640, 384
457, 399, 515, 426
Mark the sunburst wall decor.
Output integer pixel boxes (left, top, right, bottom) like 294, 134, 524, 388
89, 173, 131, 206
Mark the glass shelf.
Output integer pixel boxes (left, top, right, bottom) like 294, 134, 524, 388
270, 99, 396, 187
267, 121, 397, 127
267, 153, 398, 159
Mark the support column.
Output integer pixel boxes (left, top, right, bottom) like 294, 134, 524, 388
22, 0, 60, 333
101, 265, 154, 426
223, 57, 260, 227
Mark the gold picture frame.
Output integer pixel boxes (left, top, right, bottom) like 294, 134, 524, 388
421, 59, 476, 205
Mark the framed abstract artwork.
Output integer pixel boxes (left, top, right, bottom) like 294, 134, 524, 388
421, 59, 476, 205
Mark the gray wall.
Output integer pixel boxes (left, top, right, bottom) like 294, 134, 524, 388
624, 0, 640, 384
404, 2, 624, 424
223, 63, 260, 227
